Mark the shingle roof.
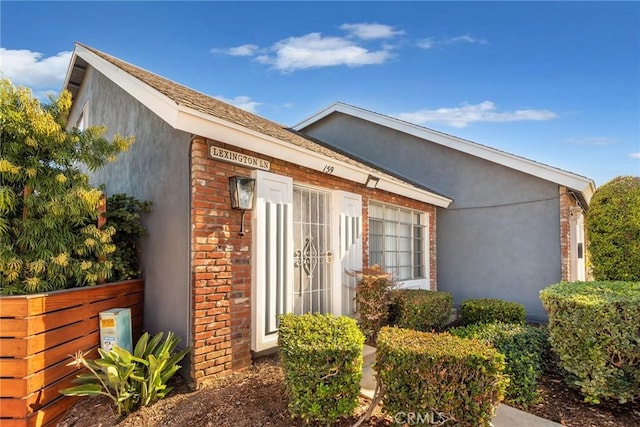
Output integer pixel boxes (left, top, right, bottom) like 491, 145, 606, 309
73, 43, 449, 201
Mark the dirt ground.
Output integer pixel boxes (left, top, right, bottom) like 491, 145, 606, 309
58, 354, 640, 427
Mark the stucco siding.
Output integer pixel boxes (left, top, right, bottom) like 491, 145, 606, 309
68, 67, 192, 342
304, 113, 561, 320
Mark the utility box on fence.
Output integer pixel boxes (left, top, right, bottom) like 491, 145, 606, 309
99, 308, 132, 352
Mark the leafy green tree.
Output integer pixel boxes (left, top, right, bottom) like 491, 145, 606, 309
105, 194, 152, 282
0, 79, 133, 294
587, 176, 640, 281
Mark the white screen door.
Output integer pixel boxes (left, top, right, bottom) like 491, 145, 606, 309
252, 171, 293, 352
333, 191, 362, 316
293, 186, 333, 315
571, 209, 586, 281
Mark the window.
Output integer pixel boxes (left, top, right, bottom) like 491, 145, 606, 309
369, 202, 427, 282
76, 102, 89, 131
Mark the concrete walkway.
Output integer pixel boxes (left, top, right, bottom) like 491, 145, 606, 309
360, 345, 561, 427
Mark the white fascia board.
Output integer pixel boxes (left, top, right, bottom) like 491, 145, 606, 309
295, 103, 595, 205
293, 102, 341, 130
62, 51, 80, 91
71, 44, 180, 129
176, 106, 452, 208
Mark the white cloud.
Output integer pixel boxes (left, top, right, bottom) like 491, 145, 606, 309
395, 101, 558, 128
214, 95, 261, 113
629, 152, 640, 159
417, 34, 488, 49
417, 38, 435, 49
0, 48, 71, 89
339, 23, 404, 40
445, 35, 488, 45
565, 137, 618, 146
211, 44, 259, 57
256, 33, 392, 72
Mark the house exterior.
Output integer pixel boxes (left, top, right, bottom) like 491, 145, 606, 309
63, 44, 451, 385
295, 103, 595, 321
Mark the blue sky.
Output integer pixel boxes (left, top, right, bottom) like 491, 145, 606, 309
1, 1, 638, 186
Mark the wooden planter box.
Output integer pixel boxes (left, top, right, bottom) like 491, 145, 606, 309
0, 279, 144, 427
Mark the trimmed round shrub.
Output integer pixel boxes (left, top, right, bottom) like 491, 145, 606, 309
540, 281, 640, 404
278, 313, 365, 424
587, 176, 640, 281
391, 289, 453, 331
376, 327, 507, 426
459, 298, 526, 326
450, 322, 549, 407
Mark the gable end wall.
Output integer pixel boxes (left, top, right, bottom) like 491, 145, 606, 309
303, 113, 564, 320
67, 66, 192, 360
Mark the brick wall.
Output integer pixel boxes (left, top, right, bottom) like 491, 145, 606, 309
189, 136, 437, 385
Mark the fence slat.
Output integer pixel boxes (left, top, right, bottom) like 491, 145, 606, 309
0, 280, 143, 318
0, 290, 143, 338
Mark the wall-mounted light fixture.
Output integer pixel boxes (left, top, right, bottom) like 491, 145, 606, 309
229, 176, 256, 236
365, 175, 380, 189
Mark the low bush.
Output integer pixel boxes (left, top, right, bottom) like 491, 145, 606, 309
459, 298, 526, 325
450, 322, 549, 407
61, 331, 190, 416
391, 289, 453, 331
540, 281, 640, 404
376, 327, 507, 426
278, 313, 365, 424
351, 265, 396, 342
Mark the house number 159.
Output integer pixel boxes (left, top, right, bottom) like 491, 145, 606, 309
322, 165, 334, 174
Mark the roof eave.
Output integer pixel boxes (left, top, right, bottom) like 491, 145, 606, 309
175, 105, 453, 208
65, 46, 451, 208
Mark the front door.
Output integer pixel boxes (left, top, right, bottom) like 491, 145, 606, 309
570, 207, 586, 281
293, 186, 333, 315
251, 172, 363, 352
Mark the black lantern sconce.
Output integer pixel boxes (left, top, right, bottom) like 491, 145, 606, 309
229, 176, 256, 236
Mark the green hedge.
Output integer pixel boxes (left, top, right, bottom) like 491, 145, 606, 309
450, 322, 549, 407
278, 313, 365, 424
459, 298, 526, 326
540, 281, 640, 404
390, 289, 453, 331
587, 176, 640, 281
376, 327, 507, 426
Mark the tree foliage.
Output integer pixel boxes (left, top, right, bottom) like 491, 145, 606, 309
0, 79, 133, 294
106, 194, 151, 282
587, 176, 640, 281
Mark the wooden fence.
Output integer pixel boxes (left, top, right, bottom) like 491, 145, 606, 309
0, 279, 144, 427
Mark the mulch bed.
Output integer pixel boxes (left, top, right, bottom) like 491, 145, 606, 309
58, 354, 640, 427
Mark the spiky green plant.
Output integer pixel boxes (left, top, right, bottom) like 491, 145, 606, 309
0, 79, 133, 294
61, 331, 190, 416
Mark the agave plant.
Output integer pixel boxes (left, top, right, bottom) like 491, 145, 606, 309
61, 331, 190, 416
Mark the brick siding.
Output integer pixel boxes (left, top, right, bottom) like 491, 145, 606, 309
189, 136, 438, 385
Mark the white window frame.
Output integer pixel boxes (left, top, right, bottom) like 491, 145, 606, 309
76, 101, 89, 130
368, 201, 430, 290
